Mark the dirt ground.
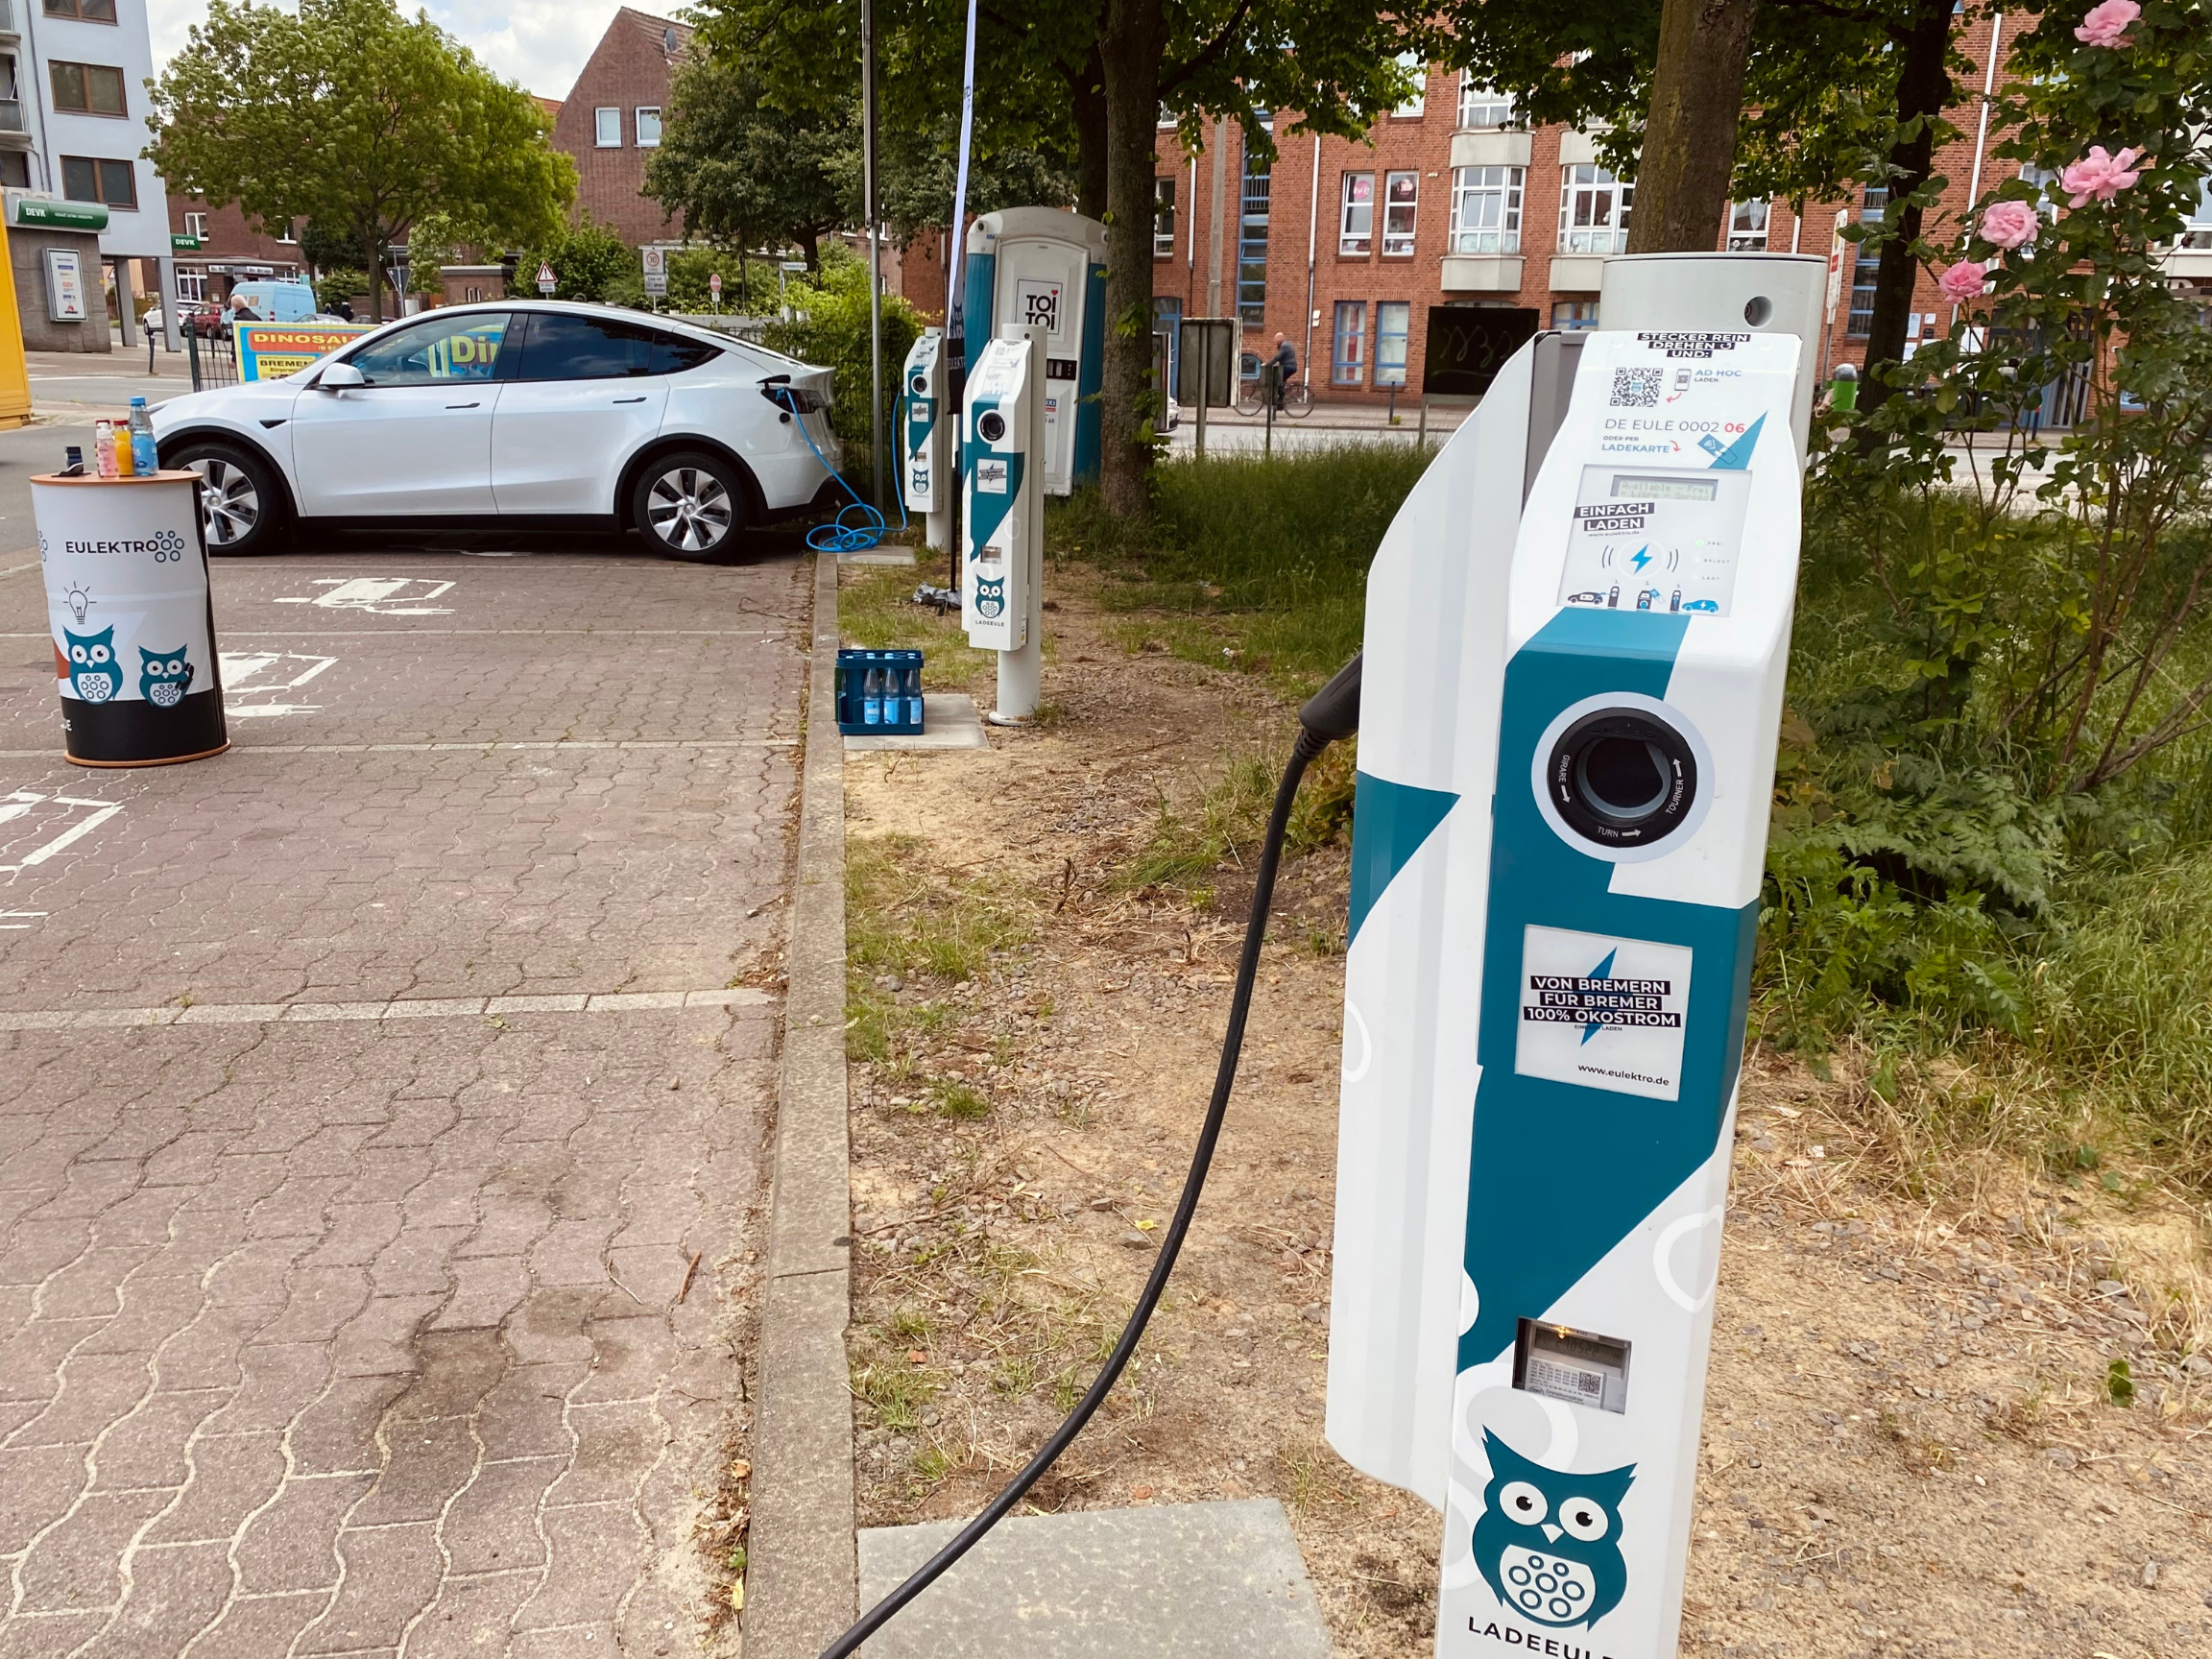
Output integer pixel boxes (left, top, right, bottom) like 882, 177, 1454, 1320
836, 557, 2212, 1658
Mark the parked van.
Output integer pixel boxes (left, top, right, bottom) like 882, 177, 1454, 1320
227, 279, 318, 323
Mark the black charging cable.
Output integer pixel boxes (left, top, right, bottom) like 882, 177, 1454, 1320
817, 653, 1363, 1659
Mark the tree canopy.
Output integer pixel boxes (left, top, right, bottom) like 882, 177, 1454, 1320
147, 0, 574, 320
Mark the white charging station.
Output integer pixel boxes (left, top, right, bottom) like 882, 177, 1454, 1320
963, 322, 1045, 721
962, 207, 1107, 496
1326, 253, 1826, 1659
902, 328, 951, 556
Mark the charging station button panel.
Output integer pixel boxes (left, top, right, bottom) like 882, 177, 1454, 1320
1558, 466, 1752, 616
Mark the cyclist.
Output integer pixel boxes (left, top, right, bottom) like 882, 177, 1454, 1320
1270, 333, 1299, 410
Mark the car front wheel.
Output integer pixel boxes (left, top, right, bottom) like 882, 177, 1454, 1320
632, 451, 744, 561
169, 441, 290, 556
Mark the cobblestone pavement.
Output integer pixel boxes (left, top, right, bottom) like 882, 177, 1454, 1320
0, 541, 808, 1656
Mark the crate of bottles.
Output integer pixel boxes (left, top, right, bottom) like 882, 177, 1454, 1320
835, 648, 924, 735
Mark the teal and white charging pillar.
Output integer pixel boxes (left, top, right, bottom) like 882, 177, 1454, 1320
902, 328, 951, 556
1326, 253, 1827, 1659
962, 207, 1108, 495
963, 322, 1046, 722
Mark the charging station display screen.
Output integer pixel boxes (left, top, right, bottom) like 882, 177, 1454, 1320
1558, 465, 1750, 617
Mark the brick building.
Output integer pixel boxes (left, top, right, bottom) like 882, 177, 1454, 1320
547, 7, 690, 247
166, 195, 306, 310
905, 12, 2212, 406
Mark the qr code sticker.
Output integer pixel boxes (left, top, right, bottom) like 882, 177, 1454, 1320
1610, 368, 1662, 407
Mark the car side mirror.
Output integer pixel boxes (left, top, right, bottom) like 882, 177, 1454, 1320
318, 361, 366, 390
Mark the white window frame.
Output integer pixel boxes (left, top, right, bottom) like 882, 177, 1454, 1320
1153, 176, 1176, 258
182, 210, 207, 241
1332, 300, 1366, 385
2178, 175, 2212, 250
1457, 74, 1515, 131
176, 269, 206, 301
1382, 170, 1418, 257
1726, 199, 1769, 252
1552, 301, 1600, 330
276, 218, 298, 245
1560, 164, 1632, 254
1339, 171, 1374, 255
1449, 165, 1523, 254
1374, 301, 1410, 388
594, 106, 621, 148
635, 107, 662, 147
1392, 53, 1426, 116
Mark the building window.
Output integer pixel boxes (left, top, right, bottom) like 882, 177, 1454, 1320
176, 270, 206, 301
2178, 175, 2212, 250
1392, 53, 1426, 117
49, 60, 127, 116
1727, 199, 1769, 251
1450, 166, 1524, 253
1375, 301, 1410, 387
60, 156, 135, 209
42, 0, 117, 20
1152, 177, 1177, 257
635, 107, 662, 147
1332, 301, 1366, 385
1560, 165, 1632, 254
1847, 185, 1887, 337
1457, 74, 1515, 131
1382, 171, 1418, 256
276, 219, 298, 244
1237, 156, 1270, 326
1553, 301, 1600, 329
594, 107, 621, 147
1339, 172, 1374, 255
183, 210, 207, 241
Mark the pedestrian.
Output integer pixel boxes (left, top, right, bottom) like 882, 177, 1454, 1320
228, 295, 260, 323
332, 298, 354, 321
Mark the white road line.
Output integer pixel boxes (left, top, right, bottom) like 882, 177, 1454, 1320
0, 563, 36, 579
0, 793, 123, 875
0, 987, 772, 1031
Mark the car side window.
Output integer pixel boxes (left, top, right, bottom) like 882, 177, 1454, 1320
346, 313, 512, 387
514, 312, 659, 380
649, 330, 723, 375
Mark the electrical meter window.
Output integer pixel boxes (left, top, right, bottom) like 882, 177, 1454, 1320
1514, 1320, 1629, 1413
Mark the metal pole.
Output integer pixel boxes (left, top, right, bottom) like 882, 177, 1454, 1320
862, 0, 883, 510
1193, 329, 1209, 460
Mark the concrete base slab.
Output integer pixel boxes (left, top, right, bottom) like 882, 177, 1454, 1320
844, 693, 989, 752
855, 1499, 1332, 1657
839, 548, 917, 565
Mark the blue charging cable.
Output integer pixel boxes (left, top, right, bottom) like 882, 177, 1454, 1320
770, 383, 908, 553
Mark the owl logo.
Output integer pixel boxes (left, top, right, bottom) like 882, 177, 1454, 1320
62, 625, 120, 703
973, 575, 1005, 621
137, 646, 195, 708
1471, 1430, 1634, 1630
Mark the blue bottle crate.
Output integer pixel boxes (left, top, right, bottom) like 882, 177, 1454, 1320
836, 648, 925, 735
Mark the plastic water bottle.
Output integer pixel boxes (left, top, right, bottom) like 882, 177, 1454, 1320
862, 664, 882, 726
93, 421, 117, 478
904, 663, 923, 727
129, 397, 156, 475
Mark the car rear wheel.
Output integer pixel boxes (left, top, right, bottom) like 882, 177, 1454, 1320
632, 450, 744, 561
169, 441, 290, 556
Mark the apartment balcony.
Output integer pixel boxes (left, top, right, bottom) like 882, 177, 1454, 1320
2162, 231, 2212, 282
1450, 130, 1531, 170
1549, 252, 1612, 291
1441, 252, 1525, 292
0, 99, 30, 151
0, 0, 18, 39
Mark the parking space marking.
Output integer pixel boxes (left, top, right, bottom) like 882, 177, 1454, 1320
0, 561, 36, 579
274, 576, 457, 614
0, 985, 771, 1030
0, 790, 123, 876
0, 912, 43, 929
219, 649, 339, 718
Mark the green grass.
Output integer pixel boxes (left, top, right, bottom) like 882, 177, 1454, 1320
1120, 743, 1357, 900
839, 564, 996, 685
845, 834, 1029, 1065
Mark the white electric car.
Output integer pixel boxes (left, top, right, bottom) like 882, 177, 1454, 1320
151, 301, 842, 561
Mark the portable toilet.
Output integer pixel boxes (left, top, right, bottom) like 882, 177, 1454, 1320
961, 207, 1108, 495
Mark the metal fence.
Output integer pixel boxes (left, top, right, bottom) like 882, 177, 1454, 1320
183, 326, 241, 394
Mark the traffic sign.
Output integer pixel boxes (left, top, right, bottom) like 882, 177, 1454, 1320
536, 261, 556, 296
641, 245, 667, 297
709, 272, 722, 298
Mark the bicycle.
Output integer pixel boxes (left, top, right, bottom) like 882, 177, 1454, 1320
1234, 373, 1314, 419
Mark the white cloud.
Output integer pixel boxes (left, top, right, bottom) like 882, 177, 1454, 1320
149, 0, 643, 103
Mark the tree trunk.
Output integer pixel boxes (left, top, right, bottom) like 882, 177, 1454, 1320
1070, 47, 1109, 222
1861, 0, 1958, 412
798, 229, 821, 271
1096, 0, 1166, 518
362, 228, 385, 323
1627, 0, 1762, 254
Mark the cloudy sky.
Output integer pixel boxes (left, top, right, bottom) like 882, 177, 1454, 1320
149, 0, 642, 103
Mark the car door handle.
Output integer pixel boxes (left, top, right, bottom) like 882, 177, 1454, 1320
612, 396, 648, 404
445, 400, 481, 409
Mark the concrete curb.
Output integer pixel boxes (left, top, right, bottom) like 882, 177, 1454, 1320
748, 550, 856, 1657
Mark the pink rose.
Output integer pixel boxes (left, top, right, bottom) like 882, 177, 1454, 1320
1980, 199, 2038, 250
1937, 260, 1988, 302
2074, 0, 2139, 47
2061, 144, 2144, 206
